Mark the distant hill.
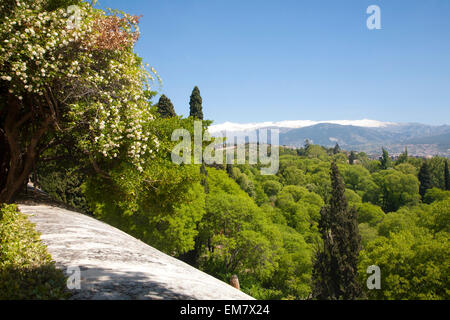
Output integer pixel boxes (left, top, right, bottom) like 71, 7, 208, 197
405, 132, 450, 149
209, 120, 450, 157
279, 123, 391, 146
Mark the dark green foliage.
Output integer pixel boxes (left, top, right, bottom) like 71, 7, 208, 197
445, 161, 449, 191
0, 204, 70, 299
428, 157, 447, 189
396, 147, 408, 164
380, 147, 391, 170
35, 160, 90, 213
423, 187, 450, 204
348, 151, 356, 165
189, 86, 204, 120
367, 170, 420, 213
304, 139, 311, 149
44, 0, 82, 11
418, 162, 433, 200
200, 163, 209, 193
156, 94, 176, 118
0, 130, 9, 199
312, 162, 362, 300
333, 143, 341, 154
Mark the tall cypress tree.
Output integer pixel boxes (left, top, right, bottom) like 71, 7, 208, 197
380, 147, 391, 169
418, 161, 433, 199
312, 162, 362, 300
397, 147, 408, 164
348, 151, 356, 165
156, 94, 176, 118
444, 160, 449, 191
333, 143, 341, 154
189, 86, 203, 120
200, 163, 209, 193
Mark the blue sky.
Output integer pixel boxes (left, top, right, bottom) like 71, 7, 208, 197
97, 0, 450, 125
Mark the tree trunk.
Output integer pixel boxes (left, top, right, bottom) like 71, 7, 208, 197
0, 94, 51, 204
0, 128, 9, 197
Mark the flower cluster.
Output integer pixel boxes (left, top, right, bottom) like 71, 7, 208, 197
88, 13, 142, 51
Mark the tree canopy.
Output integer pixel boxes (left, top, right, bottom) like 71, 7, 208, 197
0, 0, 160, 202
156, 94, 176, 118
189, 86, 203, 120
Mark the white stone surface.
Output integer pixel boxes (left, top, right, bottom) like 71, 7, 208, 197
18, 204, 254, 300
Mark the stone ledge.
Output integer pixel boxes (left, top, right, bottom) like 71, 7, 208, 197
18, 204, 254, 300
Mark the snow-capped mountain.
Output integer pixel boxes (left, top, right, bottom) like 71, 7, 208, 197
208, 119, 395, 134
208, 119, 450, 157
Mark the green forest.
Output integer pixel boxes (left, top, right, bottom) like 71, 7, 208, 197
1, 0, 449, 300
35, 129, 450, 300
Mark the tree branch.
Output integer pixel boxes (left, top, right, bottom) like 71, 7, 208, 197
89, 155, 112, 180
44, 89, 61, 131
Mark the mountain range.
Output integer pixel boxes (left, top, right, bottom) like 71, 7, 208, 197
208, 120, 450, 157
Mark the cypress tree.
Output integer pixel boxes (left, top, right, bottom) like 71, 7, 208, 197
226, 164, 233, 176
380, 147, 391, 169
444, 160, 449, 191
397, 147, 408, 164
348, 151, 356, 165
156, 94, 176, 118
304, 139, 311, 149
200, 163, 209, 193
333, 143, 341, 154
189, 86, 203, 120
418, 161, 433, 199
312, 162, 362, 300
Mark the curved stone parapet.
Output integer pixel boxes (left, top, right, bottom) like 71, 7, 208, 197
18, 204, 254, 300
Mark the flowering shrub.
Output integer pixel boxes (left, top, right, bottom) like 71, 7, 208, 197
0, 0, 160, 202
0, 0, 209, 254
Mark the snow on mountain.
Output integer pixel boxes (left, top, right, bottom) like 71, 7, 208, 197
208, 119, 396, 134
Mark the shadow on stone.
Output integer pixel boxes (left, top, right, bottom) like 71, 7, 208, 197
68, 266, 195, 300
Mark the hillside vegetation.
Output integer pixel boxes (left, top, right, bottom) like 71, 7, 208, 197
37, 141, 450, 300
1, 0, 448, 300
0, 204, 69, 299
